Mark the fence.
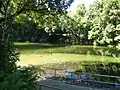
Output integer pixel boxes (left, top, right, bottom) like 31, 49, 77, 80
39, 66, 120, 89
40, 67, 66, 78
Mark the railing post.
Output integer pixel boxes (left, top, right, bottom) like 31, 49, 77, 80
55, 69, 56, 77
39, 84, 42, 90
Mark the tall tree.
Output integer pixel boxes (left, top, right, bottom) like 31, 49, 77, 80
0, 0, 73, 80
0, 0, 73, 89
88, 0, 120, 48
70, 4, 90, 44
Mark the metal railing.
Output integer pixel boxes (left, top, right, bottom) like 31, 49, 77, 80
40, 67, 120, 87
40, 67, 65, 77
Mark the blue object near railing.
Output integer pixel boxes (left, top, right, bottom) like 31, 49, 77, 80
40, 67, 120, 88
64, 71, 120, 88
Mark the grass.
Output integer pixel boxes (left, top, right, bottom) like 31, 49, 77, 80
15, 42, 120, 56
17, 53, 120, 66
15, 42, 120, 66
15, 42, 120, 84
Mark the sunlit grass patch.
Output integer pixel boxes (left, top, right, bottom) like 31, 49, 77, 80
17, 53, 120, 66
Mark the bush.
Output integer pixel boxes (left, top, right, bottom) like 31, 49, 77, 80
0, 40, 19, 73
75, 61, 120, 83
0, 40, 41, 90
0, 66, 40, 90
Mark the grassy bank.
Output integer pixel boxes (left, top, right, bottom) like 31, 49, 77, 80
15, 42, 120, 66
17, 53, 120, 66
15, 42, 120, 83
15, 42, 120, 57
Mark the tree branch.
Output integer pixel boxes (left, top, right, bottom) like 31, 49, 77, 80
2, 0, 11, 40
0, 0, 64, 23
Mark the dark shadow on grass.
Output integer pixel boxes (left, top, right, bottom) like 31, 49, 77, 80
15, 43, 120, 57
15, 43, 66, 50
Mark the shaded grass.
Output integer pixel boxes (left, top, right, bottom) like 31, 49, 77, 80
15, 42, 120, 57
15, 42, 65, 49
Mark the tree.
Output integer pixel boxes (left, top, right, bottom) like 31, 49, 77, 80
0, 0, 74, 70
0, 0, 73, 89
88, 0, 120, 48
75, 4, 86, 20
68, 4, 90, 45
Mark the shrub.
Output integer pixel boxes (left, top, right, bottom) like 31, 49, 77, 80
0, 40, 19, 73
0, 66, 40, 90
0, 41, 40, 90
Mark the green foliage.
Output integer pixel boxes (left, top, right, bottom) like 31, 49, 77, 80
0, 41, 40, 90
0, 41, 19, 73
0, 0, 74, 90
75, 61, 120, 83
88, 0, 120, 48
75, 4, 86, 20
13, 0, 74, 25
0, 66, 40, 90
1, 0, 120, 48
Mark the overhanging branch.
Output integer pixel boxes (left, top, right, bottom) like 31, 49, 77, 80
0, 0, 65, 23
